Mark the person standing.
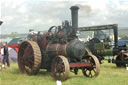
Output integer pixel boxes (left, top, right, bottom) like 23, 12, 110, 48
1, 42, 9, 70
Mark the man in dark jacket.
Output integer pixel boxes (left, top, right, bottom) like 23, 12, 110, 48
1, 42, 10, 69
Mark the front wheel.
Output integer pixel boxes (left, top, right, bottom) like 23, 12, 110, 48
51, 55, 70, 81
82, 54, 100, 78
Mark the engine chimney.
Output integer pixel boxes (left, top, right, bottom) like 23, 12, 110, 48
70, 6, 79, 35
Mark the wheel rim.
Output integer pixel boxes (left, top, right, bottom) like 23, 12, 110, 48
52, 55, 70, 81
18, 40, 41, 75
82, 54, 100, 78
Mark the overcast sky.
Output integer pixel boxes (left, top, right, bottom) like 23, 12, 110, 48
0, 0, 128, 34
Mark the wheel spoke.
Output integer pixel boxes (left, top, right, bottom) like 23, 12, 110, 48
93, 69, 96, 73
89, 71, 93, 77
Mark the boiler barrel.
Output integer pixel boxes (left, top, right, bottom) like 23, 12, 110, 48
46, 43, 67, 57
46, 40, 86, 59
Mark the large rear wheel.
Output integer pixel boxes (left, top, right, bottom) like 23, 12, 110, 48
18, 40, 41, 75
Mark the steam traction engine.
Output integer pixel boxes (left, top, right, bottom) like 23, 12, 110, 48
78, 25, 128, 67
18, 6, 100, 81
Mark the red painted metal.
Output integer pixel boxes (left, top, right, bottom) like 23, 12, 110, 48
8, 44, 18, 48
8, 44, 19, 52
14, 48, 19, 52
70, 63, 92, 68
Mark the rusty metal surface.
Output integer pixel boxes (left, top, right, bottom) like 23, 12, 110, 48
46, 43, 67, 57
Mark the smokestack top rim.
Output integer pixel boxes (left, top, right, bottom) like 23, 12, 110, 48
70, 6, 79, 10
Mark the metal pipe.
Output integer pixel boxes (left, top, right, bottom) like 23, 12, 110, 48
70, 6, 79, 34
113, 24, 118, 48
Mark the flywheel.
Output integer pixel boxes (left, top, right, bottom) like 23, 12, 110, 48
18, 40, 41, 75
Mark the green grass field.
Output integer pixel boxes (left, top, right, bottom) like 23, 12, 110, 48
0, 61, 128, 85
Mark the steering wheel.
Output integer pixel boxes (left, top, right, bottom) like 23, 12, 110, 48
48, 26, 58, 33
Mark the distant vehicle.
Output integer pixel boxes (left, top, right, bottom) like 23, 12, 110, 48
78, 24, 128, 67
8, 37, 26, 52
